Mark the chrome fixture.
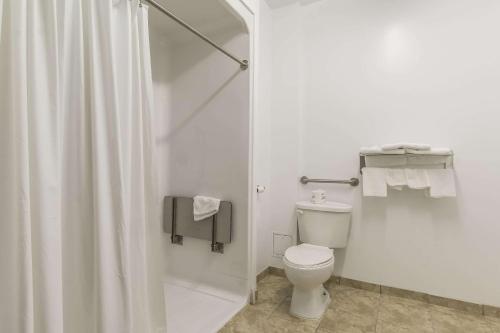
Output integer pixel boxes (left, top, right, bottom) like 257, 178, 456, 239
142, 0, 249, 70
300, 176, 360, 187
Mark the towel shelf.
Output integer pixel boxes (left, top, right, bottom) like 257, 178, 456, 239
359, 152, 454, 174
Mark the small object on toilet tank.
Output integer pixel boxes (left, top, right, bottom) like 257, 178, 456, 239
311, 189, 326, 204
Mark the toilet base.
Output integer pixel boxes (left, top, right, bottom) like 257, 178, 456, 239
289, 284, 330, 319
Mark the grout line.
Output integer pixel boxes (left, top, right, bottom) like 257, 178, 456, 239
429, 311, 437, 333
374, 289, 382, 332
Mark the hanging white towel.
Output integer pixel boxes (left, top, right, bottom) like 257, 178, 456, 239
362, 168, 387, 197
386, 169, 407, 190
405, 169, 429, 190
426, 169, 456, 198
193, 195, 221, 221
382, 143, 431, 151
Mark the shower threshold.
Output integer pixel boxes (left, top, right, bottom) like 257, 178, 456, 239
164, 281, 246, 333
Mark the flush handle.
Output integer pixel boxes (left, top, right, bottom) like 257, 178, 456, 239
296, 209, 304, 215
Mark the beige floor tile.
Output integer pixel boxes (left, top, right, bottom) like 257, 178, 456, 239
268, 267, 287, 278
484, 305, 500, 319
330, 285, 381, 317
257, 275, 292, 303
328, 283, 379, 297
255, 275, 292, 313
340, 278, 381, 293
268, 298, 322, 329
224, 274, 498, 333
430, 305, 493, 333
486, 316, 500, 332
377, 295, 432, 331
317, 327, 370, 333
264, 317, 318, 333
326, 282, 351, 294
428, 294, 483, 316
380, 285, 428, 303
318, 308, 377, 333
219, 306, 268, 333
375, 320, 434, 333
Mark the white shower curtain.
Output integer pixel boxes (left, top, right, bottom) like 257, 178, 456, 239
0, 1, 166, 332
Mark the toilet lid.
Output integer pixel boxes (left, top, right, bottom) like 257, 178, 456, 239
284, 244, 333, 267
296, 201, 352, 213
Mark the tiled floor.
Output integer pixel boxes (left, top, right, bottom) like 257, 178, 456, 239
219, 274, 500, 333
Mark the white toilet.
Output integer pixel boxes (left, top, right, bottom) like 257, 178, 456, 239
283, 200, 352, 319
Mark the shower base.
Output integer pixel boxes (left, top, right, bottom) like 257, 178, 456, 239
164, 280, 247, 333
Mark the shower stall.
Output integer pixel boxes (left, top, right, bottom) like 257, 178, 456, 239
148, 0, 255, 331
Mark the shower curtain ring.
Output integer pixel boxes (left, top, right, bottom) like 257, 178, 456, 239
139, 0, 143, 7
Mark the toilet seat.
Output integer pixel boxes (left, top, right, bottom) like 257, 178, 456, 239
284, 243, 334, 269
283, 243, 335, 319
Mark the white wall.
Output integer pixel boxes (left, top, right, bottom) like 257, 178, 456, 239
260, 1, 305, 270
150, 22, 251, 298
261, 0, 500, 307
254, 0, 274, 274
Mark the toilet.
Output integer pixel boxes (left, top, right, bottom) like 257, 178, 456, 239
283, 201, 352, 319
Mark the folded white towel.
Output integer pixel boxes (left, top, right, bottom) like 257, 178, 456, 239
360, 146, 383, 154
193, 195, 221, 221
386, 169, 406, 191
405, 169, 429, 190
426, 169, 456, 198
406, 148, 452, 155
362, 168, 387, 197
360, 146, 406, 155
382, 143, 431, 151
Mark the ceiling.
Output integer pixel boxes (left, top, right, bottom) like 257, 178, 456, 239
147, 0, 246, 44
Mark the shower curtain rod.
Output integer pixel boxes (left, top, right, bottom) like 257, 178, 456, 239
141, 0, 249, 70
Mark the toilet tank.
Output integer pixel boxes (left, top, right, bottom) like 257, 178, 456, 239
296, 201, 352, 248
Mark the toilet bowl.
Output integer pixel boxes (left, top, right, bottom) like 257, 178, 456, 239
283, 243, 334, 319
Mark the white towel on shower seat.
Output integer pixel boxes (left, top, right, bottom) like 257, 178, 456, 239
193, 195, 221, 221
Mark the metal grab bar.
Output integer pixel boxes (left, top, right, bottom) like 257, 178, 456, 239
300, 176, 360, 187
